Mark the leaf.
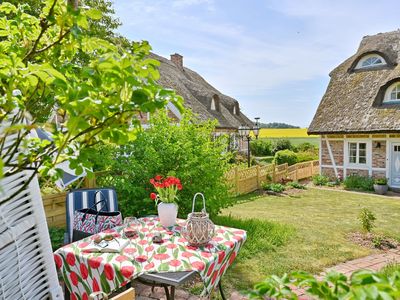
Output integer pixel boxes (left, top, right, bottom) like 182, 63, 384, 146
85, 8, 102, 20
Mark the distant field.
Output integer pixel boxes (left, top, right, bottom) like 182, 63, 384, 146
253, 128, 320, 146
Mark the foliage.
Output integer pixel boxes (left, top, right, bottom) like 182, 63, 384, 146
262, 182, 285, 193
229, 152, 257, 167
259, 122, 299, 129
94, 111, 232, 218
0, 1, 183, 197
344, 175, 374, 191
295, 142, 317, 152
248, 269, 400, 299
272, 139, 293, 155
250, 140, 273, 156
213, 215, 294, 260
274, 150, 297, 166
358, 208, 376, 232
295, 151, 318, 163
286, 181, 306, 189
312, 174, 329, 186
48, 226, 64, 251
374, 178, 388, 185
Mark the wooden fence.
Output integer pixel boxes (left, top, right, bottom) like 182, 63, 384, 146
43, 161, 319, 227
225, 160, 320, 195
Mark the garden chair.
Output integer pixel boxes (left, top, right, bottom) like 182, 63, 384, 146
64, 187, 119, 244
0, 128, 63, 299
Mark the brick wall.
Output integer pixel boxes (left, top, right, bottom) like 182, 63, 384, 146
372, 141, 386, 168
321, 140, 344, 166
372, 170, 386, 178
321, 167, 343, 179
346, 169, 369, 177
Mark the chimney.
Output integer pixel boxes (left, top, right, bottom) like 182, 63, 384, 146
170, 53, 183, 69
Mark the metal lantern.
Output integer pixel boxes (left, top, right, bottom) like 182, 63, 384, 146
182, 193, 215, 247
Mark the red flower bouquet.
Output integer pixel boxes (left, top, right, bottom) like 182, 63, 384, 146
150, 175, 182, 204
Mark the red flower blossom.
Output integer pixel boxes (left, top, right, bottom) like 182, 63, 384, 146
177, 184, 183, 190
155, 175, 162, 181
70, 271, 79, 286
154, 253, 170, 260
80, 263, 88, 280
169, 259, 181, 267
71, 293, 77, 300
166, 243, 177, 249
124, 247, 137, 254
92, 278, 100, 292
182, 252, 193, 258
77, 242, 90, 249
224, 241, 234, 248
217, 251, 225, 264
187, 245, 198, 251
150, 193, 157, 200
88, 256, 103, 269
116, 255, 128, 262
191, 261, 205, 271
145, 245, 154, 252
104, 263, 114, 281
233, 235, 242, 241
66, 252, 76, 266
82, 293, 88, 300
136, 255, 148, 263
54, 254, 62, 269
121, 266, 134, 279
138, 240, 148, 245
144, 262, 155, 270
201, 251, 213, 258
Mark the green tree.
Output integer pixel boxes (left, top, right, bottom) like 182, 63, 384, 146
0, 1, 183, 200
94, 111, 232, 218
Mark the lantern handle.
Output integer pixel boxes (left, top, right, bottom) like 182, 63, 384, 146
192, 193, 206, 213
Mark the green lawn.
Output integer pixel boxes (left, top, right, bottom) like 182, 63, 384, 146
216, 188, 400, 291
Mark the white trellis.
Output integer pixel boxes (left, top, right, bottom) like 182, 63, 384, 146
0, 127, 63, 299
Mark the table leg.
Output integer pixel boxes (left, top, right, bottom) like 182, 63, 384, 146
218, 280, 226, 300
170, 286, 175, 300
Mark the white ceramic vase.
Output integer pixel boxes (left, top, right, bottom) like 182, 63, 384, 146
157, 202, 178, 227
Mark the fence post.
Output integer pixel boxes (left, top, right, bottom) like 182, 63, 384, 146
310, 161, 314, 176
256, 165, 260, 189
234, 167, 239, 194
272, 164, 276, 183
84, 174, 96, 188
295, 164, 299, 181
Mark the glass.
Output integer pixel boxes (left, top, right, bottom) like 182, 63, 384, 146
123, 217, 138, 239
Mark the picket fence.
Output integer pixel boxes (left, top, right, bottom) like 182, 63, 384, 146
43, 161, 319, 227
225, 160, 320, 195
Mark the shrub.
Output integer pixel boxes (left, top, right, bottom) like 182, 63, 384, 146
343, 175, 374, 191
358, 208, 376, 232
272, 139, 293, 155
262, 182, 285, 193
48, 227, 64, 251
375, 178, 388, 185
93, 111, 232, 218
274, 150, 298, 166
248, 270, 400, 299
312, 175, 329, 186
295, 142, 317, 152
250, 140, 273, 156
296, 151, 319, 163
286, 181, 306, 189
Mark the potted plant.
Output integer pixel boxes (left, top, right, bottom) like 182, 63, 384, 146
150, 175, 182, 227
373, 178, 388, 195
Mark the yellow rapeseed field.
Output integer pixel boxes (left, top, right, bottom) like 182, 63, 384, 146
256, 128, 316, 138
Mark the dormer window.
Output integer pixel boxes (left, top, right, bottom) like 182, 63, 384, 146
211, 95, 220, 112
383, 82, 400, 103
355, 54, 386, 69
233, 102, 240, 116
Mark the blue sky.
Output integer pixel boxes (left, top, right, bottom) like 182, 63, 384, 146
113, 0, 400, 127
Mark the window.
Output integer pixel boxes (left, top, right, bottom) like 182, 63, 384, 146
383, 82, 400, 103
233, 102, 240, 116
211, 95, 220, 112
355, 54, 386, 69
348, 142, 367, 164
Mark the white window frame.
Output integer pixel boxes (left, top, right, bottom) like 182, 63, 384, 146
383, 82, 400, 103
347, 141, 368, 167
355, 54, 386, 69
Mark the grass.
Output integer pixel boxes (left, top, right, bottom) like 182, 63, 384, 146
218, 188, 400, 292
262, 137, 320, 147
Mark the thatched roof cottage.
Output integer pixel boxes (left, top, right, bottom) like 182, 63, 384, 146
140, 53, 253, 131
309, 30, 400, 187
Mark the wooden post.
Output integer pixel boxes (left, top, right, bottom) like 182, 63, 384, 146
234, 167, 239, 194
295, 164, 299, 181
310, 161, 314, 176
84, 175, 96, 188
256, 165, 260, 189
272, 164, 276, 183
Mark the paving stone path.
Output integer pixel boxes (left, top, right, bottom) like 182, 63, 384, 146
134, 249, 400, 300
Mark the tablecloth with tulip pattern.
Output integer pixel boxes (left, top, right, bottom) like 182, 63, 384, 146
54, 217, 247, 300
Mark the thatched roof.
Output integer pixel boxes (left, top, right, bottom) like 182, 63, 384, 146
151, 53, 253, 129
308, 30, 400, 134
